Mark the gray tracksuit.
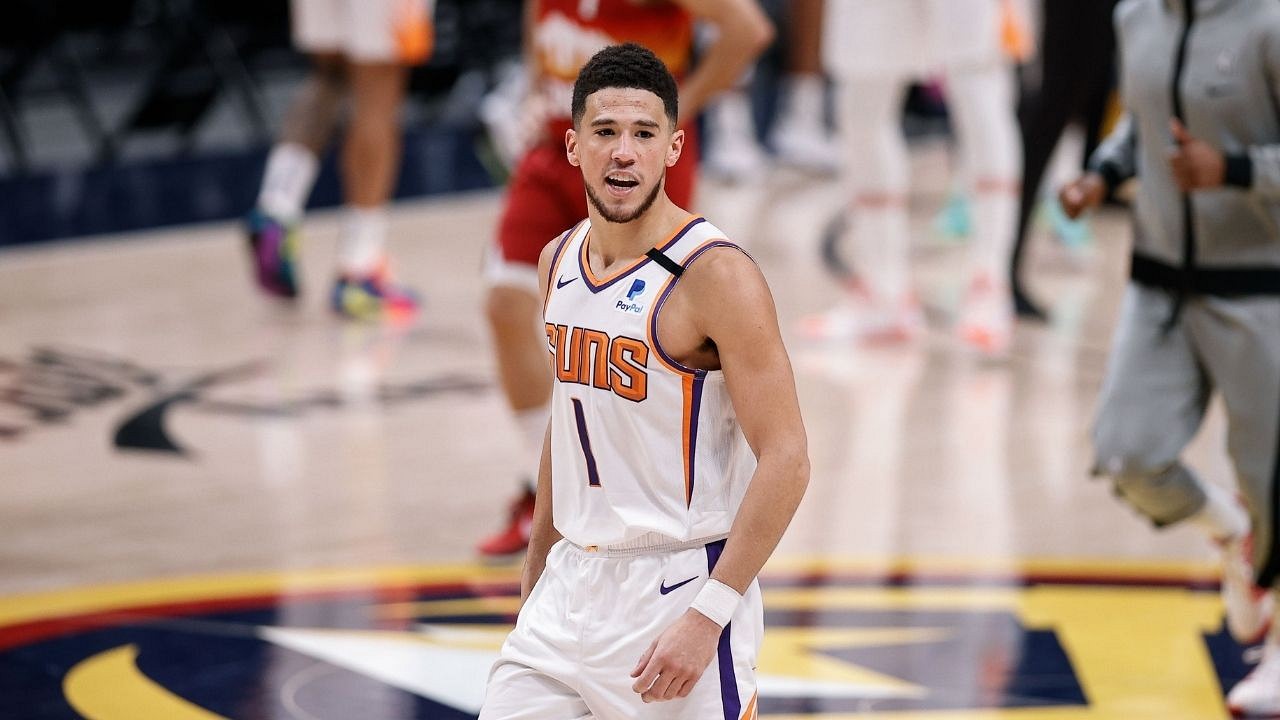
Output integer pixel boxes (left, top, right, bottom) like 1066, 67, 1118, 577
1089, 0, 1280, 586
1092, 0, 1280, 273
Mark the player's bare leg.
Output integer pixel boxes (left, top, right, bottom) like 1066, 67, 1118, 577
477, 284, 547, 556
332, 60, 418, 321
247, 53, 346, 299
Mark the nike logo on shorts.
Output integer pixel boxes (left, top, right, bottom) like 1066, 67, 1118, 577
556, 276, 577, 289
659, 576, 698, 595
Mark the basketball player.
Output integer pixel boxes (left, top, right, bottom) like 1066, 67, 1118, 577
245, 0, 432, 320
478, 43, 808, 719
1058, 0, 1280, 714
768, 0, 838, 174
477, 0, 773, 556
803, 0, 1028, 355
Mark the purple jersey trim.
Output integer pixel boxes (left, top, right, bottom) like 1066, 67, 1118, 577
578, 217, 705, 294
705, 540, 741, 720
687, 370, 706, 506
648, 241, 753, 376
545, 221, 583, 293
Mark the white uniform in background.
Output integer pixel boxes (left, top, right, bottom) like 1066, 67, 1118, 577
812, 0, 1026, 354
291, 0, 435, 64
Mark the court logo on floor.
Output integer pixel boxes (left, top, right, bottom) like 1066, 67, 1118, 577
0, 345, 489, 455
0, 564, 1249, 718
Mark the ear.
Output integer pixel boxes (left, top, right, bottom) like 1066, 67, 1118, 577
566, 128, 580, 167
666, 127, 685, 169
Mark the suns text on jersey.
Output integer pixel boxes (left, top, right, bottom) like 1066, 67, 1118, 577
546, 323, 648, 402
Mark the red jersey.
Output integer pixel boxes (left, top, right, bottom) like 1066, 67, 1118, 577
533, 0, 693, 137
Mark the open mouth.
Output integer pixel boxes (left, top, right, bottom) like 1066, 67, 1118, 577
606, 176, 640, 190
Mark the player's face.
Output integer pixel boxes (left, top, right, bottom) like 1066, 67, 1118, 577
567, 87, 684, 224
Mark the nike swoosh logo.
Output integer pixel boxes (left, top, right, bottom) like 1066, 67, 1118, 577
659, 576, 699, 595
556, 276, 577, 289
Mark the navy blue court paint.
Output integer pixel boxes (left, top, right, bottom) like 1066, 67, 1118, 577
0, 571, 1245, 719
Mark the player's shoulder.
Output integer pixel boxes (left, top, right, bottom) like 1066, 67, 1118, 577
1250, 0, 1280, 30
539, 220, 588, 268
677, 224, 764, 298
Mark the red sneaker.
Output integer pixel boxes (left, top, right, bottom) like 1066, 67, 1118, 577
477, 488, 536, 557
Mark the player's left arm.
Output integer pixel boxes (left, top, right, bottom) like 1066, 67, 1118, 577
630, 247, 809, 703
1226, 21, 1280, 198
694, 249, 809, 596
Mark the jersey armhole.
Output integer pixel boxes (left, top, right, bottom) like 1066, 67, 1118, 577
646, 240, 753, 376
543, 220, 585, 312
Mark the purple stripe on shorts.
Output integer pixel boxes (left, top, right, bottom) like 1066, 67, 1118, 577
705, 540, 740, 720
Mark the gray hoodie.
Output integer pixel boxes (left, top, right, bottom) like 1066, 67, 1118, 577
1091, 0, 1280, 293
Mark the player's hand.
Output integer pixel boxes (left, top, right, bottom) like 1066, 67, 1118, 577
1168, 118, 1226, 192
629, 609, 721, 703
1058, 173, 1107, 219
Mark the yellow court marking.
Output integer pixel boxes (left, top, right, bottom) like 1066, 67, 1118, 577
63, 644, 229, 720
0, 564, 521, 629
6, 560, 1241, 720
0, 557, 1220, 632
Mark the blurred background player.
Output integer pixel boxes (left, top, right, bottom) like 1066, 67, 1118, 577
1009, 0, 1118, 321
702, 0, 837, 181
1059, 0, 1280, 714
768, 0, 836, 174
805, 0, 1029, 355
475, 0, 773, 557
245, 0, 435, 320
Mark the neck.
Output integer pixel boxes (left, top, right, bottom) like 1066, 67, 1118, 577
586, 194, 688, 264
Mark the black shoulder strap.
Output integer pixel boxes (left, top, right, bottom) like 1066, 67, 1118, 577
645, 248, 683, 277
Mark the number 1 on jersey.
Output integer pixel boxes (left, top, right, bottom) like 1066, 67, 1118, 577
571, 398, 602, 487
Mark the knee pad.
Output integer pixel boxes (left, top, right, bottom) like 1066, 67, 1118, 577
1108, 462, 1207, 528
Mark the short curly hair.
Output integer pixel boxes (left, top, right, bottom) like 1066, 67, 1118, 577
571, 43, 679, 128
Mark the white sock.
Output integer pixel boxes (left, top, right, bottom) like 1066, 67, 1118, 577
967, 184, 1018, 283
257, 143, 319, 223
781, 73, 826, 129
515, 405, 549, 493
850, 203, 912, 305
338, 206, 389, 276
1191, 481, 1249, 543
711, 91, 758, 148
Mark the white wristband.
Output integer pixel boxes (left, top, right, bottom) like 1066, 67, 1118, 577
689, 579, 742, 628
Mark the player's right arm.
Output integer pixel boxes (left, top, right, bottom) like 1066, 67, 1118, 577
520, 237, 566, 605
672, 0, 774, 123
1061, 113, 1135, 218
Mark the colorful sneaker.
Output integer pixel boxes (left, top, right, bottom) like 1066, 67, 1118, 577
956, 273, 1013, 356
1227, 616, 1280, 717
477, 487, 536, 557
331, 264, 420, 321
1042, 196, 1093, 248
245, 209, 300, 299
933, 192, 972, 241
1221, 532, 1275, 645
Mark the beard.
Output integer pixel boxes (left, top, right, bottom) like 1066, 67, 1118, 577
585, 173, 664, 224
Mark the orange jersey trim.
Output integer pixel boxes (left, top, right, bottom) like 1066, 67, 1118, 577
579, 214, 699, 289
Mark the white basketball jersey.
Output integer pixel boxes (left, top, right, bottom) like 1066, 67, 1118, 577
542, 215, 757, 548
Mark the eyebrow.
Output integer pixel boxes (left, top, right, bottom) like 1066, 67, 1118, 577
590, 117, 662, 128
